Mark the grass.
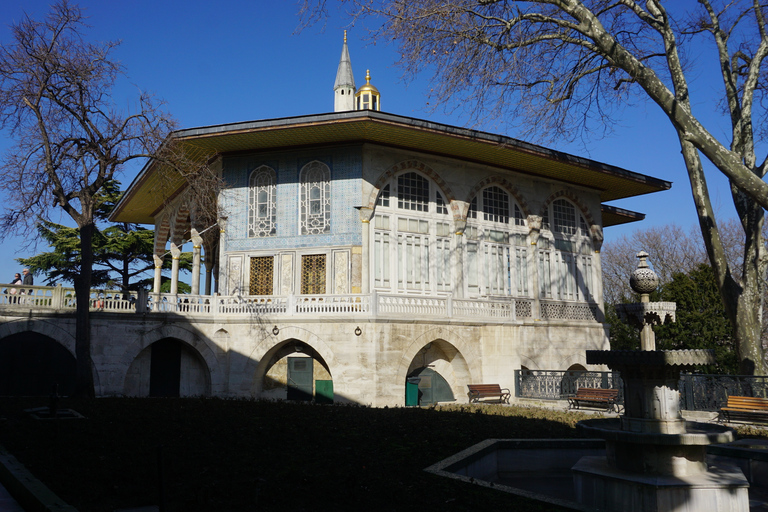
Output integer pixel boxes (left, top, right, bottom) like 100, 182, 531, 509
0, 398, 764, 512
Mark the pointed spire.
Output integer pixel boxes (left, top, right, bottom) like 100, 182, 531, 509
334, 30, 356, 112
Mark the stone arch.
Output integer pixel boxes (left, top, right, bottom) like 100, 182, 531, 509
396, 327, 480, 405
538, 190, 596, 227
170, 202, 191, 244
118, 324, 219, 395
243, 325, 336, 398
0, 329, 77, 396
519, 354, 540, 371
366, 160, 457, 217
0, 318, 76, 356
155, 214, 171, 256
557, 352, 589, 372
464, 176, 531, 220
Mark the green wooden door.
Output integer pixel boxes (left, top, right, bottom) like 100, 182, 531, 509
287, 357, 313, 401
315, 380, 333, 404
407, 368, 454, 406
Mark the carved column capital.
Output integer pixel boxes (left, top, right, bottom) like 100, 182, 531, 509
527, 215, 542, 245
590, 224, 604, 252
357, 207, 374, 223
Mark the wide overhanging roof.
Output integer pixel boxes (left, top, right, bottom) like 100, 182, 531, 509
111, 110, 670, 226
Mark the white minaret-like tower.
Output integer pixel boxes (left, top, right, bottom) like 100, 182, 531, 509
334, 31, 356, 112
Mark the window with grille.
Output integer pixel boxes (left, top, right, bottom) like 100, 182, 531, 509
482, 186, 510, 223
397, 172, 429, 211
465, 186, 528, 298
249, 256, 274, 295
376, 184, 390, 207
552, 199, 577, 235
435, 190, 448, 215
300, 161, 331, 235
301, 254, 326, 294
248, 166, 276, 237
539, 199, 594, 301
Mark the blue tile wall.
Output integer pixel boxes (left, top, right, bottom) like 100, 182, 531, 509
221, 146, 364, 253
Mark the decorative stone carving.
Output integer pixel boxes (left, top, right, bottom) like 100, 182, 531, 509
527, 215, 542, 245
629, 250, 659, 294
280, 254, 293, 295
334, 251, 348, 294
453, 218, 466, 236
589, 224, 603, 252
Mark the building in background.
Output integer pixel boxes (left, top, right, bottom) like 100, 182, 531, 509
0, 35, 670, 405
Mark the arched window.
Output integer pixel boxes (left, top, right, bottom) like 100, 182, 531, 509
372, 170, 452, 294
465, 186, 528, 297
248, 166, 276, 237
539, 198, 593, 301
300, 161, 331, 235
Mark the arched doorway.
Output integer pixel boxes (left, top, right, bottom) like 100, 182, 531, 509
260, 340, 333, 403
404, 340, 468, 406
406, 367, 454, 406
0, 332, 76, 395
124, 338, 210, 397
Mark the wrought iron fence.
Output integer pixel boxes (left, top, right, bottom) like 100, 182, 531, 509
678, 374, 768, 411
515, 371, 768, 412
514, 370, 623, 403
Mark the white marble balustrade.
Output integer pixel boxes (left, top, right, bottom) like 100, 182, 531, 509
0, 284, 602, 322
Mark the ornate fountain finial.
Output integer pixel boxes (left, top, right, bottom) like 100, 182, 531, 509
629, 250, 659, 295
615, 251, 674, 350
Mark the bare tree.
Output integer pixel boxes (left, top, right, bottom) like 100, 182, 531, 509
602, 224, 708, 304
303, 0, 768, 374
0, 1, 176, 395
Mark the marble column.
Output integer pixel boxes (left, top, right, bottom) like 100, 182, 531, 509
217, 216, 228, 295
153, 254, 163, 295
527, 215, 542, 319
170, 243, 181, 295
357, 207, 373, 295
453, 219, 466, 299
190, 229, 203, 295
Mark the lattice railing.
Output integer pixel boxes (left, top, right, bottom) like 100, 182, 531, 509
540, 301, 601, 321
679, 374, 768, 411
515, 370, 624, 402
1, 284, 600, 324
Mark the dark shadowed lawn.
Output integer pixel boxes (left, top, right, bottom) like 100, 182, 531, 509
0, 398, 760, 512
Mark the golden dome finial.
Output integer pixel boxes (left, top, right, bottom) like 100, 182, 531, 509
366, 69, 371, 82
344, 30, 347, 43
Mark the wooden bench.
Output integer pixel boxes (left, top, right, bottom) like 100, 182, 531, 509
467, 384, 510, 404
567, 388, 620, 413
719, 395, 768, 424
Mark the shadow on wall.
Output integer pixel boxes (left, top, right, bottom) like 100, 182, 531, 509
0, 332, 76, 396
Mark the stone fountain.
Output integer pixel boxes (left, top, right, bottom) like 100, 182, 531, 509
573, 252, 749, 511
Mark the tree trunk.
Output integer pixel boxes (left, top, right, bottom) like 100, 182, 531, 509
678, 134, 767, 375
74, 221, 96, 397
734, 292, 765, 375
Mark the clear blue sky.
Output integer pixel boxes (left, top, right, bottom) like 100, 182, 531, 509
0, 0, 737, 281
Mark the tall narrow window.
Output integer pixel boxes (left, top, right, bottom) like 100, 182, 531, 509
248, 166, 276, 237
464, 186, 527, 298
301, 254, 326, 294
552, 199, 577, 235
249, 256, 274, 295
300, 161, 331, 235
540, 198, 593, 301
372, 168, 453, 294
398, 172, 429, 211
